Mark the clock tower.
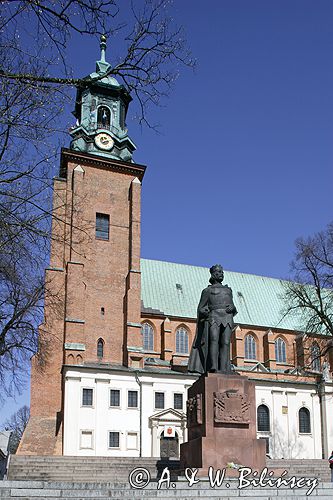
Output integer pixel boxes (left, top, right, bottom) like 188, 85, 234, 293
18, 37, 146, 455
70, 35, 136, 162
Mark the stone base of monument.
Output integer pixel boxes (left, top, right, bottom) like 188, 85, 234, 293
180, 373, 266, 472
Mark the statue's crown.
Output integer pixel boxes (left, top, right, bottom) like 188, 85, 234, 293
210, 264, 223, 274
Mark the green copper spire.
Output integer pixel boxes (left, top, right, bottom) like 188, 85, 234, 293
69, 36, 136, 162
96, 34, 111, 74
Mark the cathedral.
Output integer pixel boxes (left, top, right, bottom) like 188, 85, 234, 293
18, 39, 333, 461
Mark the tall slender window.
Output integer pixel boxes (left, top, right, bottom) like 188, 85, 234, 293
299, 407, 311, 433
110, 389, 120, 407
174, 393, 183, 410
109, 431, 119, 448
155, 392, 165, 409
275, 337, 286, 363
128, 390, 138, 408
176, 327, 189, 354
97, 338, 104, 359
141, 323, 154, 351
120, 103, 125, 129
311, 342, 320, 371
82, 388, 93, 407
257, 404, 270, 432
245, 334, 256, 360
96, 213, 109, 240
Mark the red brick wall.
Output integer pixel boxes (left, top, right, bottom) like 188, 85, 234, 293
20, 151, 145, 454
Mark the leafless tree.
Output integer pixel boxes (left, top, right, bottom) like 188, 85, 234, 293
1, 0, 194, 125
0, 0, 193, 396
283, 222, 333, 368
3, 405, 30, 454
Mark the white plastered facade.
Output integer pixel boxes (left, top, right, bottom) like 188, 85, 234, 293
63, 366, 333, 459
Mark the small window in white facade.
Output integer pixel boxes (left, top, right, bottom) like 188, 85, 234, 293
80, 430, 93, 449
110, 389, 120, 407
109, 431, 120, 448
174, 393, 183, 410
257, 404, 270, 432
128, 390, 138, 408
299, 407, 311, 433
155, 392, 165, 409
127, 432, 138, 450
82, 388, 93, 407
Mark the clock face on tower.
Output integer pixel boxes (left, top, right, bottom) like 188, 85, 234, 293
94, 132, 114, 151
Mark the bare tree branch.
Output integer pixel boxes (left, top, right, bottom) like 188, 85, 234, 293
0, 0, 193, 397
283, 222, 333, 372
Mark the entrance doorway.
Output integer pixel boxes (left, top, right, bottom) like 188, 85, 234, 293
160, 431, 179, 458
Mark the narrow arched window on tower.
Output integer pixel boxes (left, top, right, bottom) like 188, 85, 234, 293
141, 323, 154, 351
244, 334, 256, 360
97, 338, 104, 359
311, 342, 321, 371
97, 106, 111, 129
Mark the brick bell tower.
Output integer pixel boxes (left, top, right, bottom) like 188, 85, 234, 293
18, 37, 147, 455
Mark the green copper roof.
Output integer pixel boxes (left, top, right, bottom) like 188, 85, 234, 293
140, 259, 301, 331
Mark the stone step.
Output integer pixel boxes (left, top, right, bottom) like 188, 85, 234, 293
268, 460, 328, 465
10, 460, 174, 466
1, 479, 333, 499
8, 456, 180, 482
8, 456, 332, 484
12, 456, 170, 460
8, 464, 154, 468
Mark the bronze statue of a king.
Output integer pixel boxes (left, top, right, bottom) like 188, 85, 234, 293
188, 264, 237, 375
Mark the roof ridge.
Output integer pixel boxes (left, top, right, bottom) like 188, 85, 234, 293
140, 257, 289, 283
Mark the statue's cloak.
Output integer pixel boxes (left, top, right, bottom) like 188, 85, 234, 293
187, 315, 209, 374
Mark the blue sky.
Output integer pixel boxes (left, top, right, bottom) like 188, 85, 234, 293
137, 0, 333, 278
73, 0, 333, 280
1, 0, 333, 423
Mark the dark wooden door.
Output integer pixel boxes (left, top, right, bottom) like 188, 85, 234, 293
160, 433, 179, 458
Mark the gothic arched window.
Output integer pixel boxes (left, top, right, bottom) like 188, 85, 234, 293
97, 106, 111, 129
141, 323, 154, 351
245, 334, 256, 360
176, 327, 189, 354
275, 337, 286, 363
97, 338, 104, 358
299, 407, 311, 433
257, 404, 270, 432
311, 342, 321, 372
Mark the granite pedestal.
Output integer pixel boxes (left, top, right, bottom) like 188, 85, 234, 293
180, 373, 266, 471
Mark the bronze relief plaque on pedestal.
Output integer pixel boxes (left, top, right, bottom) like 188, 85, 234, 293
213, 390, 250, 424
187, 393, 203, 426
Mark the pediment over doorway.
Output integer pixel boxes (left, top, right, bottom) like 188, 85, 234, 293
149, 407, 186, 425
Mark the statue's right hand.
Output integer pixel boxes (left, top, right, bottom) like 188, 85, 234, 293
200, 306, 209, 317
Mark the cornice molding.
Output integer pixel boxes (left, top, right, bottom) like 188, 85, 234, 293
60, 148, 146, 180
